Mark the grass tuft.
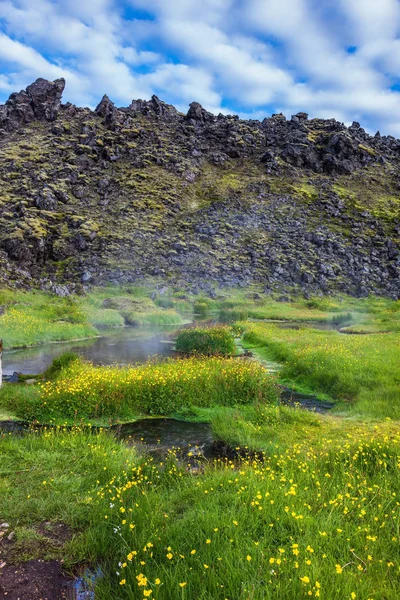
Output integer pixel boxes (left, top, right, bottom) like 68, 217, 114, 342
175, 326, 236, 356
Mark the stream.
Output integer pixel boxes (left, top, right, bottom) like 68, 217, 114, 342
1, 325, 180, 376
2, 315, 353, 377
1, 319, 335, 427
0, 319, 340, 599
114, 418, 216, 460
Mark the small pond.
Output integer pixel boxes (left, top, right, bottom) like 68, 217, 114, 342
2, 326, 179, 376
1, 319, 335, 419
0, 418, 218, 462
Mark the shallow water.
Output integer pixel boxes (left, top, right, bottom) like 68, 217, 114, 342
2, 316, 352, 377
0, 418, 218, 462
114, 418, 216, 459
280, 387, 335, 413
2, 326, 179, 375
2, 319, 335, 417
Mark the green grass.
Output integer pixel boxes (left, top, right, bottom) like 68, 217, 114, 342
1, 290, 400, 599
42, 351, 79, 380
241, 321, 400, 419
0, 408, 17, 420
0, 290, 97, 348
131, 309, 183, 326
0, 427, 136, 568
210, 403, 322, 451
1, 417, 399, 599
95, 421, 400, 599
194, 300, 210, 317
218, 307, 249, 322
2, 285, 398, 350
0, 356, 279, 421
85, 307, 125, 327
0, 286, 185, 349
198, 290, 400, 329
175, 326, 236, 356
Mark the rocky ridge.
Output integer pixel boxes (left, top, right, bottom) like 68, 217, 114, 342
0, 78, 399, 297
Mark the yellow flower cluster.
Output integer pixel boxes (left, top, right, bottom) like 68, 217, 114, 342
98, 424, 399, 598
38, 355, 278, 418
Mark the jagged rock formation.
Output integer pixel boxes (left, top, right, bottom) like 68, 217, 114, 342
0, 78, 65, 132
0, 78, 399, 297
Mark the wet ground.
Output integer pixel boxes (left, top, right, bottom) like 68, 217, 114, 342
113, 418, 216, 460
0, 521, 75, 600
0, 559, 72, 600
280, 387, 335, 413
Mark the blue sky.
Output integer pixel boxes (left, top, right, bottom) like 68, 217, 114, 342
1, 0, 400, 135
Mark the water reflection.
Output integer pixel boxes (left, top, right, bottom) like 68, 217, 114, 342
2, 326, 179, 375
115, 418, 215, 460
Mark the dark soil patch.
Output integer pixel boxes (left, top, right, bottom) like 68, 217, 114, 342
0, 559, 73, 600
0, 523, 76, 599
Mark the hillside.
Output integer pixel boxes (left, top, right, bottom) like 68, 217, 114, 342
0, 77, 399, 297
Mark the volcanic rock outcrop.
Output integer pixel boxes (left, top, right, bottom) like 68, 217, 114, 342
0, 78, 399, 297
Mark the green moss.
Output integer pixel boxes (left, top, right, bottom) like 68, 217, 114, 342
292, 181, 318, 201
358, 143, 376, 156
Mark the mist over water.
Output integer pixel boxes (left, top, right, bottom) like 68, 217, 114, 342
2, 326, 179, 375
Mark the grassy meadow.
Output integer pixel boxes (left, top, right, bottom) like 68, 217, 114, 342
0, 286, 186, 349
0, 421, 399, 599
2, 283, 397, 349
0, 288, 399, 598
240, 321, 400, 419
1, 356, 278, 422
96, 423, 400, 600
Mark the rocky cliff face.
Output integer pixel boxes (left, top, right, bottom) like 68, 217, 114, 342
0, 78, 399, 297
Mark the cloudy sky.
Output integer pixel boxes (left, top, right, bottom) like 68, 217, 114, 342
1, 0, 400, 135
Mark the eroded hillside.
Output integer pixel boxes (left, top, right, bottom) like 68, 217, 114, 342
0, 78, 399, 296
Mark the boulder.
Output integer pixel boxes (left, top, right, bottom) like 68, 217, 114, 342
186, 102, 215, 123
0, 78, 65, 132
95, 94, 117, 127
26, 78, 65, 121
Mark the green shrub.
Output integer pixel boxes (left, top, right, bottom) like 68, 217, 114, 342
193, 301, 209, 316
175, 327, 236, 356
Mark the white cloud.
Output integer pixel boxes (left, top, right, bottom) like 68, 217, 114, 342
141, 63, 221, 111
158, 19, 292, 106
0, 0, 156, 105
340, 0, 400, 44
0, 33, 87, 96
130, 0, 234, 26
0, 73, 16, 93
1, 0, 400, 135
118, 47, 161, 66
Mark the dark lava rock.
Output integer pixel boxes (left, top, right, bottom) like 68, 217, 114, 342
187, 102, 215, 123
0, 77, 399, 298
26, 78, 65, 121
0, 78, 65, 132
